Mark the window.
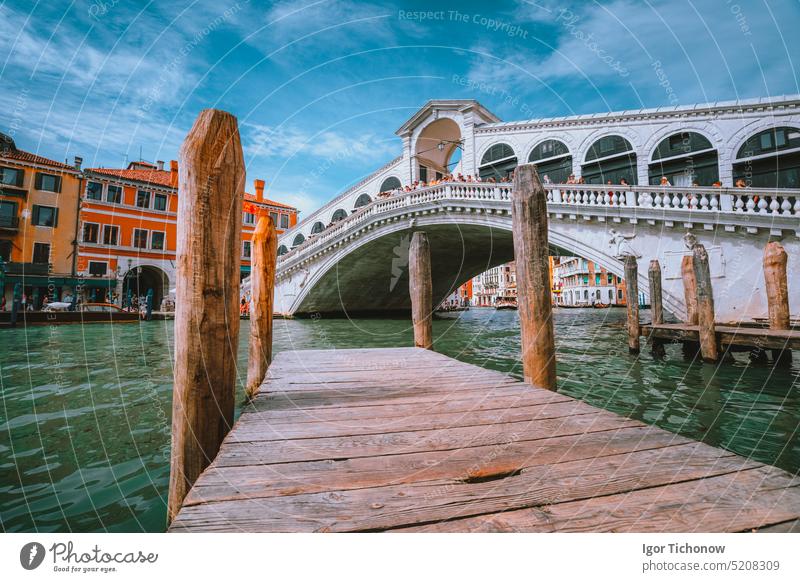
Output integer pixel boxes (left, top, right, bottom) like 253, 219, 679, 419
269, 211, 278, 225
103, 225, 119, 245
88, 261, 108, 276
479, 143, 518, 181
0, 166, 24, 186
419, 166, 428, 182
243, 212, 255, 225
280, 214, 289, 229
32, 242, 50, 264
31, 205, 58, 227
150, 231, 165, 250
0, 200, 18, 228
136, 190, 151, 208
528, 140, 572, 183
83, 222, 100, 243
133, 229, 148, 249
153, 193, 167, 211
86, 181, 103, 200
0, 239, 11, 261
242, 240, 252, 258
379, 176, 401, 192
353, 194, 371, 209
618, 289, 624, 299
106, 185, 122, 204
35, 173, 61, 192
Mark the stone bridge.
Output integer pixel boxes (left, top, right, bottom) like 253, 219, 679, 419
270, 181, 800, 322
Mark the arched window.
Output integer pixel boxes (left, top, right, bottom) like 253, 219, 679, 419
582, 135, 637, 185
649, 132, 718, 186
277, 245, 288, 256
311, 221, 325, 234
733, 126, 800, 188
479, 143, 517, 181
292, 233, 305, 247
528, 140, 572, 183
331, 208, 347, 222
379, 176, 401, 192
353, 193, 372, 209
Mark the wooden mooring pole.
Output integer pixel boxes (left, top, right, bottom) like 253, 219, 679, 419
623, 255, 640, 354
168, 109, 245, 523
409, 231, 433, 349
763, 241, 792, 366
648, 259, 666, 357
246, 215, 278, 399
512, 164, 556, 390
680, 254, 700, 357
693, 244, 718, 363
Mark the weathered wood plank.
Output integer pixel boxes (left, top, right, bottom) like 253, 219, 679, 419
641, 324, 800, 350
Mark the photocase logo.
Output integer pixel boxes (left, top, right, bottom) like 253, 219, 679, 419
20, 542, 46, 570
389, 234, 411, 291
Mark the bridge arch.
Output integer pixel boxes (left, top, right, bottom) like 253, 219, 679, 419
648, 131, 720, 186
478, 142, 518, 181
311, 221, 325, 235
379, 176, 402, 193
413, 117, 462, 181
581, 134, 638, 184
353, 193, 372, 210
292, 233, 305, 247
731, 125, 800, 188
527, 139, 573, 183
277, 244, 289, 256
330, 208, 348, 223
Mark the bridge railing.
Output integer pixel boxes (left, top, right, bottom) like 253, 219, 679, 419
277, 181, 800, 265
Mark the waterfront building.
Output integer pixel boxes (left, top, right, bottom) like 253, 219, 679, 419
78, 161, 298, 307
554, 257, 625, 306
0, 133, 83, 307
473, 262, 516, 306
441, 279, 473, 308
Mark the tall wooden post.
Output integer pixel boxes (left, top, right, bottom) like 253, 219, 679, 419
409, 231, 433, 349
681, 255, 698, 325
692, 244, 718, 362
763, 241, 792, 366
168, 109, 245, 523
246, 216, 278, 398
648, 259, 666, 357
623, 255, 640, 354
512, 164, 556, 390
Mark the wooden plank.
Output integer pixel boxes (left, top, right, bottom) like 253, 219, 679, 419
641, 324, 800, 350
213, 410, 641, 466
170, 443, 761, 532
183, 425, 689, 505
403, 466, 800, 533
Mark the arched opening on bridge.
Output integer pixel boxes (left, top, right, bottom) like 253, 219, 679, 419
479, 143, 517, 181
733, 126, 800, 188
415, 118, 462, 181
292, 233, 305, 247
331, 208, 347, 223
582, 135, 637, 184
277, 245, 288, 256
353, 193, 372, 210
122, 265, 168, 309
379, 176, 401, 192
649, 132, 718, 186
528, 139, 572, 183
311, 221, 325, 234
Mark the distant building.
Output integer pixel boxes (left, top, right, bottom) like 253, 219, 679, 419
554, 256, 625, 306
472, 262, 516, 306
1, 133, 83, 308
79, 161, 299, 306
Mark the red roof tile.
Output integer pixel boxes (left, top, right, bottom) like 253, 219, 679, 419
87, 167, 175, 188
244, 192, 298, 211
2, 148, 76, 170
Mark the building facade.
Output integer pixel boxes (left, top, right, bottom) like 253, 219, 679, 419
78, 161, 299, 307
1, 133, 83, 308
554, 257, 626, 306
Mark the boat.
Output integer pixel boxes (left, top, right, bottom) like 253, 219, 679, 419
495, 299, 518, 310
593, 302, 611, 309
0, 303, 140, 327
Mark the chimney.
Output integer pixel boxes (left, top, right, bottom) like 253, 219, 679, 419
73, 156, 83, 170
156, 160, 164, 171
254, 178, 265, 201
170, 160, 178, 187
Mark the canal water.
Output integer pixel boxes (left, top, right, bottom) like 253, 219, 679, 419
1, 308, 798, 532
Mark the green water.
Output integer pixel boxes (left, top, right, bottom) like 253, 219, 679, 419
1, 308, 798, 532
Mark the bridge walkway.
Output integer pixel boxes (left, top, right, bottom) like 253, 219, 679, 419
169, 348, 800, 532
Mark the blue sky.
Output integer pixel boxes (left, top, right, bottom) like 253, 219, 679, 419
2, 0, 798, 215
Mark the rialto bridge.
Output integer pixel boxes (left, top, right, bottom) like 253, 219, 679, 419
267, 96, 800, 321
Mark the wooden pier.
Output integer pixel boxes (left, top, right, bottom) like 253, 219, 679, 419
642, 323, 800, 351
169, 347, 800, 533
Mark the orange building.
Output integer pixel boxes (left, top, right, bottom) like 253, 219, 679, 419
1, 133, 84, 307
77, 161, 298, 307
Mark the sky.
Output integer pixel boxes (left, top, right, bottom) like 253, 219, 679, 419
2, 0, 798, 216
